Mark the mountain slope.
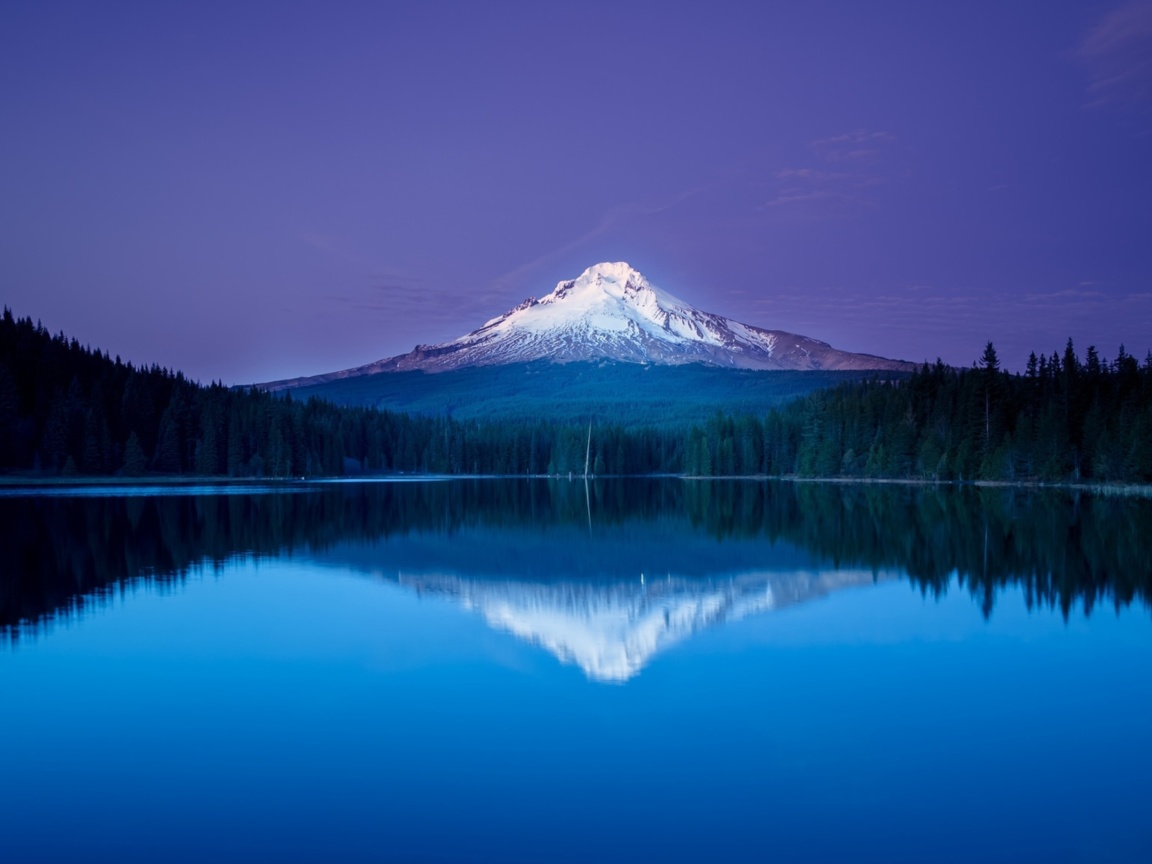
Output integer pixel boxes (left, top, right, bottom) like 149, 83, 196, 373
263, 262, 914, 390
279, 360, 906, 427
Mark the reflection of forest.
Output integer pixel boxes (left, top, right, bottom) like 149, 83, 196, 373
2, 479, 1150, 638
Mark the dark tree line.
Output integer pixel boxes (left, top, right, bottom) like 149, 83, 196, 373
2, 310, 1150, 482
726, 341, 1152, 483
0, 309, 649, 477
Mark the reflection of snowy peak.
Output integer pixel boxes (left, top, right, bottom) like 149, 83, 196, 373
466, 577, 773, 682
397, 569, 885, 682
264, 262, 913, 387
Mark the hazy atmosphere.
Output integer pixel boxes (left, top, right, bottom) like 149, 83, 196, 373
2, 1, 1150, 382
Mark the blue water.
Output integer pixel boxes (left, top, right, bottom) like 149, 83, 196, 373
1, 480, 1150, 863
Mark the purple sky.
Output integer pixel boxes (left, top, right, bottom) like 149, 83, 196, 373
2, 1, 1151, 383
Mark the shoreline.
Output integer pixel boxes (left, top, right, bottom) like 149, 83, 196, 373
679, 474, 1152, 497
2, 472, 1149, 497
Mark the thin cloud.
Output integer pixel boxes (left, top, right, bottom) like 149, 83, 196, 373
773, 168, 851, 182
300, 233, 504, 334
751, 286, 1152, 326
811, 130, 896, 147
757, 190, 834, 209
347, 279, 508, 325
1020, 287, 1108, 301
764, 130, 899, 216
810, 130, 896, 163
741, 286, 1152, 367
1077, 1, 1152, 107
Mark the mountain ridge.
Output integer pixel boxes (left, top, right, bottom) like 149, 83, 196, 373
261, 262, 915, 391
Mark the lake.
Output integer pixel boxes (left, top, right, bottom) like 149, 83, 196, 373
2, 479, 1150, 863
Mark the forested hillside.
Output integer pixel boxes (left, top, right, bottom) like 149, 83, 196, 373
274, 358, 890, 427
0, 310, 558, 477
745, 343, 1152, 483
2, 310, 1149, 483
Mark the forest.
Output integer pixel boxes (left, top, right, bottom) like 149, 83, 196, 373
282, 354, 890, 426
2, 308, 1151, 483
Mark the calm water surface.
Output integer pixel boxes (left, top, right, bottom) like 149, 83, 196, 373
2, 479, 1150, 863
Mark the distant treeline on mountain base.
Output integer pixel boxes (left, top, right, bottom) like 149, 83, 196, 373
2, 309, 1150, 483
717, 342, 1152, 483
279, 358, 897, 427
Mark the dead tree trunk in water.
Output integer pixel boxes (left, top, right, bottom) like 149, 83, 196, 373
584, 422, 592, 479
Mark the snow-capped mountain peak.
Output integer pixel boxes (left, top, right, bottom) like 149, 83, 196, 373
540, 261, 659, 307
261, 262, 914, 387
473, 262, 731, 354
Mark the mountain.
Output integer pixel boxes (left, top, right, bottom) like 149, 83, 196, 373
388, 569, 889, 682
263, 262, 914, 390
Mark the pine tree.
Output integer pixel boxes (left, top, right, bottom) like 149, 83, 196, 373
122, 432, 146, 476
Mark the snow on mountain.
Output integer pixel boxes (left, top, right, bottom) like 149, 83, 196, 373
394, 568, 889, 682
263, 262, 913, 389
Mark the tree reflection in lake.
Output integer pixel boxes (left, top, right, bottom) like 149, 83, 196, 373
3, 479, 1149, 652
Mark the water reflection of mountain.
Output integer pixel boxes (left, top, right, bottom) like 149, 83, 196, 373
393, 569, 886, 681
2, 479, 1150, 645
302, 517, 897, 680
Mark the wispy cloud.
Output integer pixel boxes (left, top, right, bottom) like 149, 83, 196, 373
1077, 1, 1152, 107
810, 129, 896, 163
334, 277, 514, 335
735, 285, 1152, 371
773, 168, 851, 182
759, 130, 898, 213
745, 286, 1152, 363
758, 190, 835, 209
299, 232, 513, 330
301, 232, 472, 324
